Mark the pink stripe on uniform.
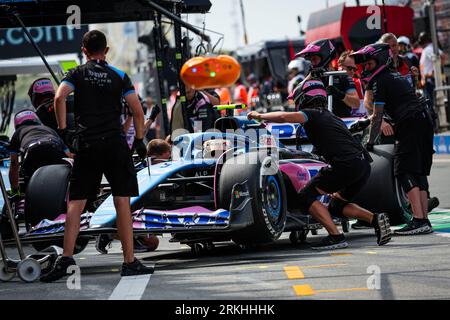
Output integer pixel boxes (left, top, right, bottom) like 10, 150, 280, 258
32, 80, 54, 94
305, 88, 327, 97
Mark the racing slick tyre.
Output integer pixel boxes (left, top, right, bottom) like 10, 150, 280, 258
25, 164, 71, 228
218, 150, 287, 245
353, 145, 412, 226
25, 164, 90, 254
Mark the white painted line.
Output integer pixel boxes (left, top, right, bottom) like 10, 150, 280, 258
432, 208, 450, 213
436, 233, 450, 239
433, 159, 450, 163
109, 271, 153, 300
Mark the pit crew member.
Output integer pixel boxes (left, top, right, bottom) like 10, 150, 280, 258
352, 43, 435, 235
41, 30, 152, 282
247, 80, 392, 250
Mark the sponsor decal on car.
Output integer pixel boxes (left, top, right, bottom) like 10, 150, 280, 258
234, 190, 250, 199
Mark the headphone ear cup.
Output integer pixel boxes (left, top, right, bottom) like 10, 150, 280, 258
30, 93, 36, 107
28, 86, 33, 99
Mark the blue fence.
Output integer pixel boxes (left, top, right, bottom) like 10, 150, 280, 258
434, 135, 450, 154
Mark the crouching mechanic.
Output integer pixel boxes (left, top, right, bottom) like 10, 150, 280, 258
351, 43, 435, 235
40, 30, 152, 282
8, 110, 70, 194
247, 79, 391, 250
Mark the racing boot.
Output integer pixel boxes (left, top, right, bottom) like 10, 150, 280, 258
121, 258, 154, 276
311, 234, 348, 250
372, 213, 391, 245
40, 256, 77, 283
394, 218, 433, 235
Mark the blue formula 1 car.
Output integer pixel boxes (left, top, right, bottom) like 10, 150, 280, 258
1, 110, 411, 254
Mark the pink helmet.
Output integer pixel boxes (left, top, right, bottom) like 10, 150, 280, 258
28, 78, 55, 107
14, 110, 42, 129
288, 79, 327, 110
295, 39, 337, 69
351, 43, 393, 84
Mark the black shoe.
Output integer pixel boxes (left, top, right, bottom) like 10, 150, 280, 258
134, 238, 150, 253
121, 258, 154, 277
40, 256, 76, 283
372, 213, 392, 245
95, 234, 113, 254
428, 197, 440, 212
423, 218, 433, 233
351, 220, 372, 230
311, 234, 348, 250
394, 218, 433, 235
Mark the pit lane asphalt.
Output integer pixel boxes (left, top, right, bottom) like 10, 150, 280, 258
1, 155, 449, 300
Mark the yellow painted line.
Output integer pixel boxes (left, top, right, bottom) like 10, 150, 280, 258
293, 284, 315, 296
330, 253, 353, 256
284, 266, 305, 279
258, 266, 269, 269
293, 286, 369, 296
300, 263, 347, 269
111, 268, 120, 272
316, 287, 369, 294
366, 251, 378, 254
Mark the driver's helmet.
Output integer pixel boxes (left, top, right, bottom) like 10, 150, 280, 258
295, 39, 337, 69
28, 78, 55, 108
397, 36, 410, 47
288, 58, 306, 73
202, 139, 231, 159
350, 43, 392, 83
14, 109, 42, 129
289, 79, 327, 111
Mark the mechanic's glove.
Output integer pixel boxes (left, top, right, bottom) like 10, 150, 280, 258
365, 143, 374, 152
349, 118, 371, 133
132, 137, 147, 160
149, 105, 161, 122
310, 67, 325, 79
326, 85, 346, 101
57, 128, 76, 152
